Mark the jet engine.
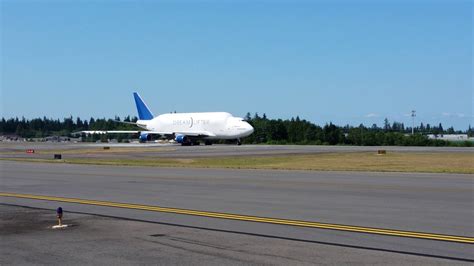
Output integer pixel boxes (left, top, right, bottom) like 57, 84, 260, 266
175, 134, 188, 144
139, 133, 152, 142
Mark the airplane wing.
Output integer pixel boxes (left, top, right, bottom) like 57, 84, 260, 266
73, 130, 140, 135
174, 131, 216, 137
74, 130, 216, 137
145, 131, 217, 138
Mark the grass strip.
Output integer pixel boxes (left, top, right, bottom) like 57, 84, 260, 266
1, 152, 473, 174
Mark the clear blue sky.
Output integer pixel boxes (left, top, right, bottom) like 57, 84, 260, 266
1, 1, 472, 130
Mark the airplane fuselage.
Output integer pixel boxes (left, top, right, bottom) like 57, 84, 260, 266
137, 112, 254, 140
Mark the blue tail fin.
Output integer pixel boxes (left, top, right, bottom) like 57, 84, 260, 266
133, 92, 154, 120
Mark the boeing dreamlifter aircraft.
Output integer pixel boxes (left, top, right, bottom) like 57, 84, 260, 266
81, 93, 254, 145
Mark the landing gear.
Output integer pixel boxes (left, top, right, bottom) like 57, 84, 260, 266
182, 140, 200, 146
237, 139, 242, 146
205, 140, 213, 146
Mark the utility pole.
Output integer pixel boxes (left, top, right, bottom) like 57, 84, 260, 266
411, 110, 416, 135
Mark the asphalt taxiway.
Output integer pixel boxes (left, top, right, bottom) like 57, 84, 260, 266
1, 142, 473, 160
3, 205, 466, 265
1, 160, 473, 264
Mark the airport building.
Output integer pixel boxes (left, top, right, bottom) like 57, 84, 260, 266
426, 134, 473, 141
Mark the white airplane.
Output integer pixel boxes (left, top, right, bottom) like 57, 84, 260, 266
80, 92, 254, 145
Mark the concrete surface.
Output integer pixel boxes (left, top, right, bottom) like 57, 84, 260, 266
1, 205, 471, 265
1, 160, 473, 264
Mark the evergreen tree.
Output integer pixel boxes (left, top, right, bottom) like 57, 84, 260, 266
447, 127, 455, 134
383, 118, 391, 132
244, 112, 251, 121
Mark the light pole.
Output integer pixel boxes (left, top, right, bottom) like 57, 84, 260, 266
411, 110, 416, 135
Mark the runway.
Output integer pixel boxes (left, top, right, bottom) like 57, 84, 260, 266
1, 160, 473, 264
1, 142, 473, 160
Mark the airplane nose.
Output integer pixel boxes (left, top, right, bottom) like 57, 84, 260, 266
247, 123, 254, 134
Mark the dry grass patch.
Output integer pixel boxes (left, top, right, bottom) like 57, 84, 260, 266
193, 152, 474, 173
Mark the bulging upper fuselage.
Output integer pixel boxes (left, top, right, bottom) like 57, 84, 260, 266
137, 112, 254, 139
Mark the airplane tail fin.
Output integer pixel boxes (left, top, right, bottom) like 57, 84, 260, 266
133, 92, 154, 120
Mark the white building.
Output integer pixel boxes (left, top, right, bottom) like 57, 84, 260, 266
426, 134, 473, 141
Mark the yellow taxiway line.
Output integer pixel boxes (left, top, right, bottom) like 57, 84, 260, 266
1, 192, 472, 244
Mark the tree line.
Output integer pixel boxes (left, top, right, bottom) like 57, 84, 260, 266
1, 114, 473, 147
242, 113, 472, 146
0, 116, 138, 139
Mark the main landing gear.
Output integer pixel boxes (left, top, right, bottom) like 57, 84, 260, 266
237, 139, 242, 146
181, 140, 200, 146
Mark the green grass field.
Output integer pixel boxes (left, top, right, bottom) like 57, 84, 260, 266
2, 152, 473, 174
